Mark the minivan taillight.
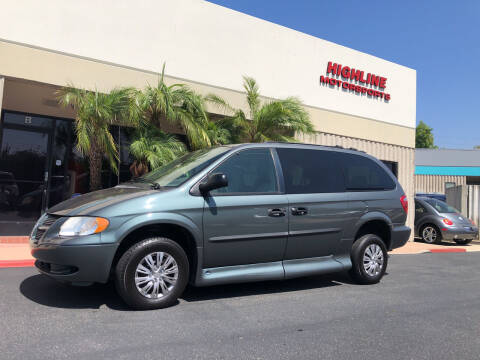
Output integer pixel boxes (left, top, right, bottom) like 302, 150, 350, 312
400, 195, 408, 214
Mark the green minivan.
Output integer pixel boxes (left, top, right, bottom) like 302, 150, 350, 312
30, 143, 410, 309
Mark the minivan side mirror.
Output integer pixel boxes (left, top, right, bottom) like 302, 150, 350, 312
199, 173, 228, 195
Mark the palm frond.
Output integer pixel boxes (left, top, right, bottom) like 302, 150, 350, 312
204, 93, 236, 115
57, 84, 140, 185
254, 97, 314, 141
130, 126, 186, 170
242, 76, 260, 119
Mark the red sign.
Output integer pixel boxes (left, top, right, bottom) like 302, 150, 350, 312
320, 61, 391, 101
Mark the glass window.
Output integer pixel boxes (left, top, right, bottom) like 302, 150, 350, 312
415, 201, 427, 215
341, 153, 396, 191
3, 112, 53, 128
211, 148, 278, 194
140, 147, 231, 188
424, 198, 459, 214
381, 160, 398, 178
277, 148, 344, 194
445, 182, 456, 190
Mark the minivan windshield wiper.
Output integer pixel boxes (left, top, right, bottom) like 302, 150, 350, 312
126, 178, 162, 190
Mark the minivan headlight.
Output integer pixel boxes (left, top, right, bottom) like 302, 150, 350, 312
59, 217, 109, 236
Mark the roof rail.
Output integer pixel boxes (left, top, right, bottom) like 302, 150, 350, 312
262, 141, 369, 152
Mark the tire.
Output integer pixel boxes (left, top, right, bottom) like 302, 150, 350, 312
349, 234, 388, 285
454, 238, 473, 245
421, 224, 442, 244
115, 237, 189, 310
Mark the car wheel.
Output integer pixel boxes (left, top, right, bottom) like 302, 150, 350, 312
349, 234, 388, 285
454, 238, 472, 245
115, 237, 189, 310
421, 224, 442, 244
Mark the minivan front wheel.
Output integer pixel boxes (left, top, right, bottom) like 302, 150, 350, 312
349, 234, 388, 284
115, 237, 189, 310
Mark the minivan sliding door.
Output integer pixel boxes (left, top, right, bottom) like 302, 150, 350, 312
276, 148, 349, 260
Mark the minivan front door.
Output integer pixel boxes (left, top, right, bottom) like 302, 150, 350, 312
202, 148, 288, 270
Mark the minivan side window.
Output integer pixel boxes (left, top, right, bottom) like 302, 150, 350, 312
277, 148, 344, 194
210, 148, 279, 195
340, 153, 395, 191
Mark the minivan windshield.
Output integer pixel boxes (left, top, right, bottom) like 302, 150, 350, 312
133, 146, 231, 188
425, 198, 459, 214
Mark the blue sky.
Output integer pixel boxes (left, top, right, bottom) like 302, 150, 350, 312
207, 0, 480, 149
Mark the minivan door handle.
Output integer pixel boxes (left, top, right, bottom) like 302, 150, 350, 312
291, 207, 308, 216
268, 208, 286, 217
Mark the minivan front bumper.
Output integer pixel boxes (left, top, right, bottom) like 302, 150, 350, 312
31, 242, 117, 285
390, 225, 411, 250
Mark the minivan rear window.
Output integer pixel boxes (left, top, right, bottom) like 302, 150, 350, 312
340, 153, 396, 191
277, 148, 395, 194
277, 148, 344, 194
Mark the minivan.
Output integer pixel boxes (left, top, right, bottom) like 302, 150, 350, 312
30, 143, 410, 309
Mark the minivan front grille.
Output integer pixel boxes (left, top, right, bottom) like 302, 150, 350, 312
33, 215, 60, 243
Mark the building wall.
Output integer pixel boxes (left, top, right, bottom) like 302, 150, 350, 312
0, 0, 416, 131
0, 40, 415, 148
0, 77, 4, 117
415, 175, 466, 194
302, 132, 415, 238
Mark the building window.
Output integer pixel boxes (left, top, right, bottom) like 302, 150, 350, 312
381, 160, 398, 178
445, 182, 456, 191
466, 177, 480, 185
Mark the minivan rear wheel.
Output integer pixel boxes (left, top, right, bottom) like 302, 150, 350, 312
349, 234, 388, 285
115, 237, 189, 310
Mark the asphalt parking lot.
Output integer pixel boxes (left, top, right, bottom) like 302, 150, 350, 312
1, 253, 480, 360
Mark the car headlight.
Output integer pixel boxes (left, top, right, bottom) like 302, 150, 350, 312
59, 217, 109, 236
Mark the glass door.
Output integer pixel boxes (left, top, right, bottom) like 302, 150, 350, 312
0, 112, 79, 235
0, 125, 51, 231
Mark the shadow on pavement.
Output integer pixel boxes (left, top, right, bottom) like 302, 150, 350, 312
19, 271, 361, 310
181, 271, 356, 302
19, 274, 130, 311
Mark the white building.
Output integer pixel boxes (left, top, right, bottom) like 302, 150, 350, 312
0, 0, 416, 235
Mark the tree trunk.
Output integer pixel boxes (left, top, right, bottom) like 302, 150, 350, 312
88, 139, 103, 191
130, 160, 149, 178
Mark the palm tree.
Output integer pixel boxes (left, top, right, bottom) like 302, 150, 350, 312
57, 86, 137, 191
205, 121, 232, 145
206, 76, 314, 143
129, 125, 186, 177
136, 65, 211, 150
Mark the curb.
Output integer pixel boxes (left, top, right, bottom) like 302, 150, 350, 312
392, 248, 470, 255
0, 259, 35, 268
0, 236, 30, 244
428, 248, 467, 253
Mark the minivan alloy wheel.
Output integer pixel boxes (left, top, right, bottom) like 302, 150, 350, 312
422, 226, 437, 244
135, 251, 178, 299
363, 244, 384, 276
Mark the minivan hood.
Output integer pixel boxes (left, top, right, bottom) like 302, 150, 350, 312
47, 185, 157, 216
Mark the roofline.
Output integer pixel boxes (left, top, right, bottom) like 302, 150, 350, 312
227, 142, 368, 156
